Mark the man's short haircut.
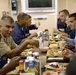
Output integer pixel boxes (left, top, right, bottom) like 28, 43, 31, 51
1, 16, 14, 24
28, 14, 31, 18
59, 9, 69, 15
69, 12, 76, 20
17, 12, 29, 22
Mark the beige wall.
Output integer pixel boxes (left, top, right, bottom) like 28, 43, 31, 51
0, 0, 9, 18
58, 0, 76, 14
57, 0, 66, 15
30, 13, 57, 34
68, 0, 76, 13
0, 0, 21, 20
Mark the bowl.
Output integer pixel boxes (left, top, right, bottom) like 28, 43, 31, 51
39, 47, 49, 52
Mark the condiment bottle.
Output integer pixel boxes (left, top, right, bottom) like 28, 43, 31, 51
17, 60, 25, 75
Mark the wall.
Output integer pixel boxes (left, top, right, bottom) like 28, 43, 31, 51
0, 0, 9, 18
67, 0, 76, 13
0, 0, 21, 20
57, 0, 66, 15
30, 13, 57, 34
58, 0, 76, 14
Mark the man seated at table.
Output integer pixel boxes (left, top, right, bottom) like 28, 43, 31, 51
60, 12, 76, 52
23, 14, 40, 38
57, 9, 69, 30
53, 9, 69, 36
12, 12, 40, 45
59, 12, 76, 74
0, 16, 39, 74
54, 11, 75, 39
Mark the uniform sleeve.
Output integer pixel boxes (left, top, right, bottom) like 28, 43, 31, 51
12, 27, 25, 45
66, 38, 75, 45
11, 37, 17, 49
0, 41, 11, 56
28, 24, 38, 30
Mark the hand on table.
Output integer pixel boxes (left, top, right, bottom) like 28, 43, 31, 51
26, 39, 39, 48
35, 22, 40, 28
59, 36, 68, 41
8, 56, 21, 70
31, 32, 38, 37
0, 56, 21, 75
65, 42, 75, 49
62, 48, 75, 58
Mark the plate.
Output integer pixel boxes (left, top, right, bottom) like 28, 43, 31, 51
47, 57, 63, 60
39, 47, 49, 52
45, 62, 59, 69
20, 48, 36, 56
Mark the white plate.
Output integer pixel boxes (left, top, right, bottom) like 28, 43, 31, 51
45, 62, 59, 69
39, 47, 49, 52
48, 57, 63, 60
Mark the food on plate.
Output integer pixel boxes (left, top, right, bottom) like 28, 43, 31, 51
63, 49, 67, 54
27, 51, 33, 56
50, 63, 63, 72
43, 71, 58, 75
54, 52, 59, 57
65, 42, 75, 49
46, 49, 54, 57
20, 51, 27, 56
50, 36, 60, 41
54, 67, 63, 73
43, 72, 50, 75
47, 49, 62, 57
50, 64, 59, 68
53, 37, 59, 41
20, 49, 36, 56
47, 72, 51, 75
58, 51, 63, 57
20, 51, 33, 56
59, 63, 68, 68
45, 62, 59, 69
49, 44, 58, 48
